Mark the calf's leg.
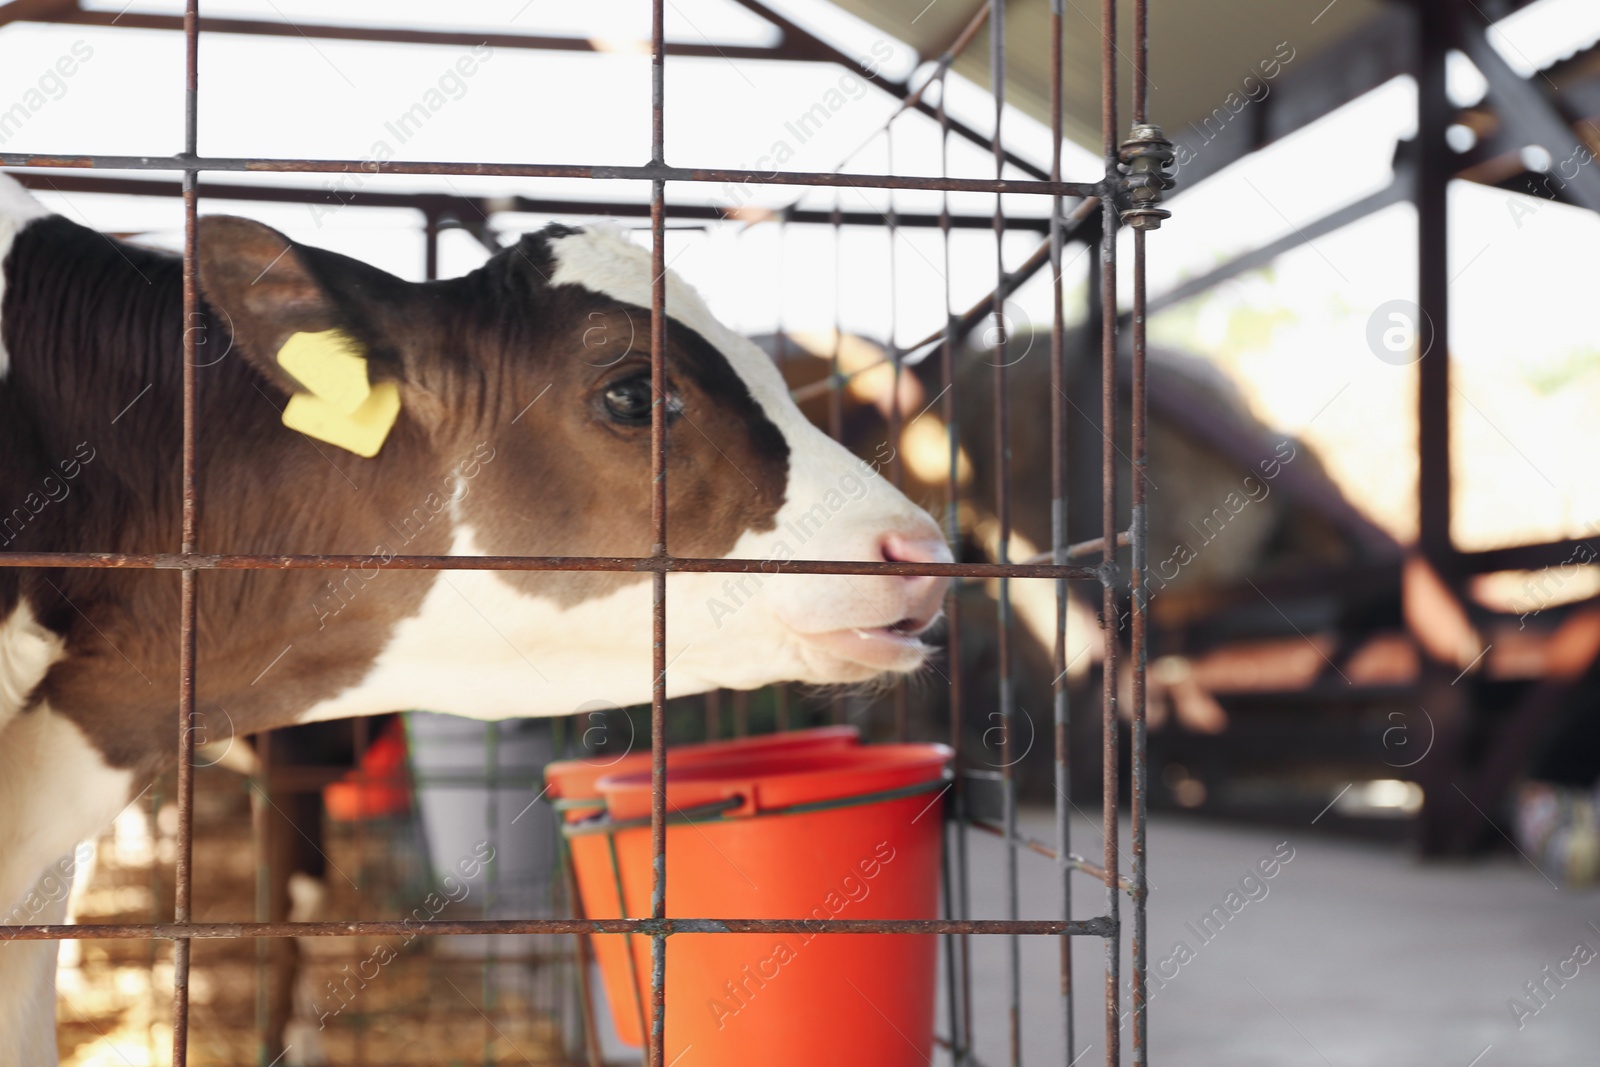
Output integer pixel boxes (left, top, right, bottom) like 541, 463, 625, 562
0, 705, 135, 1066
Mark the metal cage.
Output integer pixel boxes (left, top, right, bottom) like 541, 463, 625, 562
1, 1, 1170, 1064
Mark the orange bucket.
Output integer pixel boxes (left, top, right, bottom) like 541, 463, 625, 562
582, 743, 951, 1066
544, 726, 860, 1044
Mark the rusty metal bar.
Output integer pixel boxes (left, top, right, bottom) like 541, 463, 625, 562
7, 169, 1054, 232
4, 916, 1116, 940
1126, 0, 1152, 1062
251, 729, 272, 1060
966, 820, 1132, 894
0, 153, 1098, 196
1023, 531, 1131, 566
773, 221, 793, 737
827, 192, 844, 453
826, 192, 847, 732
1129, 1, 1152, 1062
49, 5, 787, 61
170, 2, 200, 1061
935, 70, 975, 1067
885, 125, 908, 742
648, 1, 669, 1062
0, 550, 1099, 581
563, 843, 607, 1067
988, 1, 1024, 1063
1098, 0, 1122, 1059
1047, 0, 1076, 1060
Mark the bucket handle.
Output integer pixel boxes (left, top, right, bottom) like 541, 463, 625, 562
562, 774, 951, 839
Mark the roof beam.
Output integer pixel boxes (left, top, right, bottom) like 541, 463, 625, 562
38, 4, 788, 61
726, 0, 1052, 181
1170, 6, 1415, 192
1458, 7, 1600, 214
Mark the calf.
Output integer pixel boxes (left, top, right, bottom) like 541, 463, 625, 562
0, 173, 949, 1062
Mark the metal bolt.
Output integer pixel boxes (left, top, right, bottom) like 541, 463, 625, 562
1118, 123, 1176, 231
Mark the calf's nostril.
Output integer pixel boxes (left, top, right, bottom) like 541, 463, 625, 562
880, 533, 952, 566
878, 532, 954, 633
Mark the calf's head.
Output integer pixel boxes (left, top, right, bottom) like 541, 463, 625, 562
199, 219, 950, 714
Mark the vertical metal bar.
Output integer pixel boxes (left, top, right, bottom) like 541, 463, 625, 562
481, 722, 502, 1066
774, 217, 792, 736
939, 810, 963, 1060
988, 3, 1022, 1063
886, 129, 908, 744
1129, 0, 1152, 1060
774, 212, 788, 375
171, 1, 201, 1062
562, 840, 606, 1067
648, 1, 669, 1063
936, 75, 974, 1067
828, 194, 845, 447
828, 193, 846, 728
1098, 0, 1121, 1058
351, 678, 369, 1044
1416, 0, 1451, 563
1413, 0, 1463, 861
423, 210, 440, 285
606, 832, 653, 1067
1047, 0, 1075, 1060
253, 733, 271, 1063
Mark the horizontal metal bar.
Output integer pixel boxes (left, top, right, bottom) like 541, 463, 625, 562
49, 7, 790, 61
44, 1, 1060, 185
258, 769, 544, 792
1020, 530, 1130, 565
0, 154, 1100, 197
9, 171, 1053, 231
2, 916, 1116, 940
0, 550, 1101, 581
967, 818, 1132, 893
1457, 534, 1600, 575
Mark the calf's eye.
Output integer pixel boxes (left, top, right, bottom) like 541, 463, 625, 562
603, 375, 654, 424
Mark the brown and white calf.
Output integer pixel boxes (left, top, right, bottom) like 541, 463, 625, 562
0, 173, 949, 1062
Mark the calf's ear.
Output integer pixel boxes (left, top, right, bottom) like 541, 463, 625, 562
198, 216, 428, 456
197, 216, 418, 395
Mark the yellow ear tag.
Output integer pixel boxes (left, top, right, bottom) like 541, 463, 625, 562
275, 330, 400, 457
282, 381, 401, 459
277, 329, 371, 415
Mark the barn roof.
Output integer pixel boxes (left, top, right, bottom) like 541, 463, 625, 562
833, 0, 1379, 148
826, 0, 1563, 188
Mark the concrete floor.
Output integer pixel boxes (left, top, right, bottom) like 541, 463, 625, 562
941, 806, 1597, 1067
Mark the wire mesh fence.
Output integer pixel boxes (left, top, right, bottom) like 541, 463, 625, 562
0, 0, 1173, 1063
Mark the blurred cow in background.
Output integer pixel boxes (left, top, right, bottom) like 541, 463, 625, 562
757, 326, 1400, 794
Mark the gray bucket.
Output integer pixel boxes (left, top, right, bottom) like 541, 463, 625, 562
404, 712, 560, 960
